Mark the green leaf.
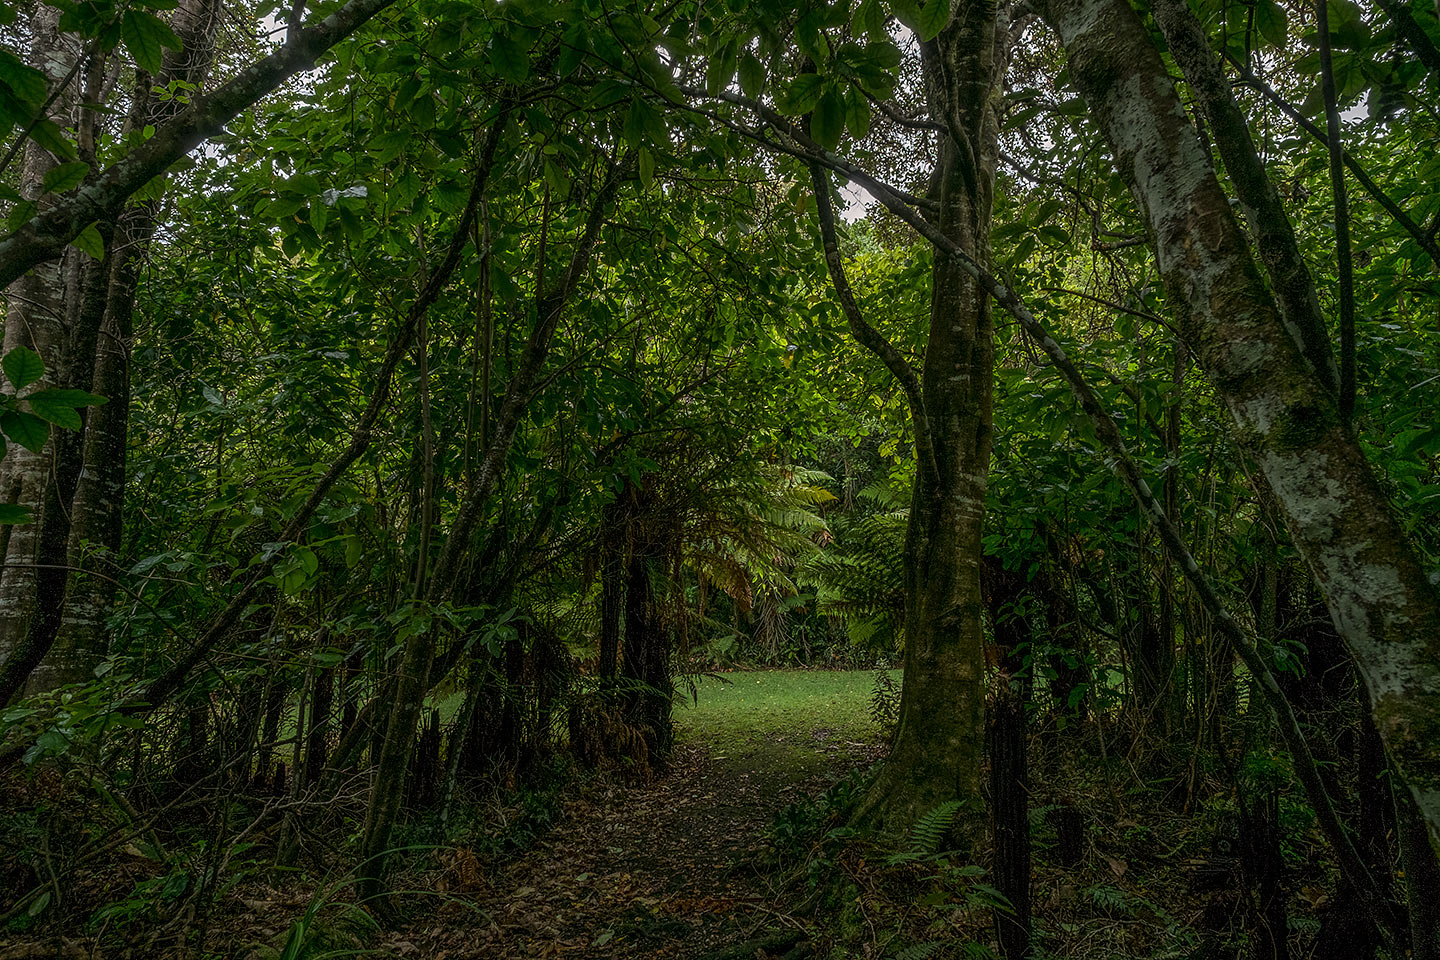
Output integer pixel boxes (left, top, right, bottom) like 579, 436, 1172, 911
856, 0, 886, 37
638, 145, 655, 188
490, 31, 531, 83
122, 10, 182, 74
706, 39, 739, 97
71, 223, 104, 260
1, 411, 48, 453
367, 130, 411, 162
41, 161, 88, 194
1255, 0, 1288, 47
0, 503, 32, 524
811, 87, 846, 151
26, 118, 76, 161
738, 52, 766, 98
0, 50, 46, 106
27, 395, 80, 430
557, 22, 588, 76
916, 0, 951, 41
625, 98, 651, 149
26, 389, 107, 432
543, 158, 570, 194
1325, 0, 1370, 48
295, 545, 319, 576
624, 97, 667, 149
890, 0, 923, 32
3, 347, 44, 391
779, 74, 826, 115
844, 88, 872, 139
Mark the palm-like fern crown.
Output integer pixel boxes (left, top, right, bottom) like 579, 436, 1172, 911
797, 481, 908, 649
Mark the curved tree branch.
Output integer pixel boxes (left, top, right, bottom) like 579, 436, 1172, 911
0, 0, 400, 288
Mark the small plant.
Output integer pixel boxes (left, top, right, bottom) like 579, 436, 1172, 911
887, 800, 964, 865
869, 668, 901, 738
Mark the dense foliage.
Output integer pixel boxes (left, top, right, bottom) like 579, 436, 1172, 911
1, 0, 1438, 955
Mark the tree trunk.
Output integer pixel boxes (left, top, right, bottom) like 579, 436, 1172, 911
0, 6, 80, 675
621, 543, 672, 763
598, 504, 624, 680
358, 157, 624, 908
852, 0, 1007, 841
1039, 0, 1440, 845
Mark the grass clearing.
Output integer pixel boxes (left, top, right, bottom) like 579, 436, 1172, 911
674, 669, 897, 776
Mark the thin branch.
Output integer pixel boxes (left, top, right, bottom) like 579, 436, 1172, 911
808, 161, 937, 482
1231, 58, 1440, 269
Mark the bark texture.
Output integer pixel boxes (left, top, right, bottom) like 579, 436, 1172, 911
835, 0, 1008, 840
1039, 0, 1440, 844
44, 0, 224, 692
0, 6, 81, 674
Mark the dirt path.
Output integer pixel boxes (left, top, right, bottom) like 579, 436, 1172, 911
402, 730, 882, 959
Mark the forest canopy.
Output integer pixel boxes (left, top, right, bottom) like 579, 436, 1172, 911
1, 0, 1439, 955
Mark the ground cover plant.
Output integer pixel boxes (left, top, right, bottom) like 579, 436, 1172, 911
2, 0, 1440, 957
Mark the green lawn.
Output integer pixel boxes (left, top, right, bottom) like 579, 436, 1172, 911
674, 669, 897, 774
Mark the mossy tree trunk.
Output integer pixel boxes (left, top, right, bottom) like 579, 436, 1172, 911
1039, 0, 1440, 844
852, 0, 1009, 841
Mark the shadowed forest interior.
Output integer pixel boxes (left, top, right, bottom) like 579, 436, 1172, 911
1, 0, 1439, 956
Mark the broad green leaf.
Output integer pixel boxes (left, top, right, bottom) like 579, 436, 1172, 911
856, 0, 886, 37
890, 0, 923, 32
557, 22, 588, 76
638, 146, 655, 188
0, 503, 32, 524
367, 130, 411, 162
42, 161, 88, 194
544, 158, 570, 194
845, 88, 872, 139
916, 0, 951, 41
1, 411, 48, 453
28, 390, 95, 430
295, 546, 319, 576
6, 199, 34, 233
779, 74, 826, 115
490, 32, 531, 83
29, 387, 107, 410
71, 223, 104, 260
1255, 0, 1288, 47
625, 99, 651, 149
26, 118, 76, 161
706, 39, 739, 97
3, 346, 44, 391
122, 10, 183, 74
738, 52, 766, 98
263, 197, 304, 219
0, 50, 45, 106
811, 87, 846, 151
1326, 0, 1370, 48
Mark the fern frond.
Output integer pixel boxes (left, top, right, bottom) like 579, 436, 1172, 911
886, 800, 964, 865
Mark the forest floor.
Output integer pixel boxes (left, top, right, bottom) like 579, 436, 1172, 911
4, 670, 1347, 960
375, 670, 889, 959
213, 670, 887, 960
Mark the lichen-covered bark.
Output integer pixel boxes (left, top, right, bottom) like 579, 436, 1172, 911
1040, 0, 1440, 844
852, 1, 1008, 838
48, 0, 224, 692
1149, 0, 1337, 396
0, 7, 81, 676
